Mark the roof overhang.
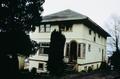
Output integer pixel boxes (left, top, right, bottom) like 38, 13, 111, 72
40, 18, 110, 38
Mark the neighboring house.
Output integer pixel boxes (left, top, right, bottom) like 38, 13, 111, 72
29, 9, 110, 73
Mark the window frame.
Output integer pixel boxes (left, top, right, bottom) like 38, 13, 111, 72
78, 43, 86, 59
45, 24, 51, 32
38, 63, 44, 70
59, 24, 73, 32
38, 42, 50, 55
66, 43, 70, 57
88, 44, 91, 52
39, 24, 51, 33
89, 29, 92, 35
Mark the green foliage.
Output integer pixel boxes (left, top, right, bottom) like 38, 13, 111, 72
99, 62, 110, 71
0, 1, 44, 78
47, 30, 66, 76
0, 0, 44, 32
110, 51, 120, 70
0, 0, 44, 56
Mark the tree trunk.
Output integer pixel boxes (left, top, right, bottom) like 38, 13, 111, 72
18, 55, 25, 70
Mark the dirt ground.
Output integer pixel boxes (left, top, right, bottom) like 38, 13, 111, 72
61, 71, 120, 79
20, 70, 120, 79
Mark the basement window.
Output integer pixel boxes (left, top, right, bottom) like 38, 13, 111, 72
38, 63, 44, 70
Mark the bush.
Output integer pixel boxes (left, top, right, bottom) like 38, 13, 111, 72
88, 66, 93, 72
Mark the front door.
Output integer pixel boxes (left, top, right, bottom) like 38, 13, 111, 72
69, 41, 77, 62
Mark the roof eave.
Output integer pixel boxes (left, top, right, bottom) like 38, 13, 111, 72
85, 18, 111, 37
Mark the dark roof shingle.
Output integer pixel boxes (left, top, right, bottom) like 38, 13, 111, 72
42, 9, 87, 22
41, 9, 110, 37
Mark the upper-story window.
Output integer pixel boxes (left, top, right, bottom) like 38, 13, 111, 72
94, 36, 96, 42
39, 24, 51, 32
94, 32, 96, 42
59, 23, 72, 32
46, 24, 51, 32
39, 25, 45, 32
98, 34, 101, 38
89, 29, 92, 35
88, 44, 91, 52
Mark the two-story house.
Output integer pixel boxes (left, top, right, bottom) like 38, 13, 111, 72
29, 9, 110, 73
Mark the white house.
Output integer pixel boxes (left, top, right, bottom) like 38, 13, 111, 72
29, 9, 110, 73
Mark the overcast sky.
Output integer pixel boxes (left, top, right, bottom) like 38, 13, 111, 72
42, 0, 120, 31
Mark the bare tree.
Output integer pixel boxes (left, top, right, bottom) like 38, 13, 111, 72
107, 15, 120, 53
107, 15, 120, 70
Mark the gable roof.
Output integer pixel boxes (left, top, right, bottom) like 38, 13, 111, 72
41, 9, 110, 37
42, 9, 87, 22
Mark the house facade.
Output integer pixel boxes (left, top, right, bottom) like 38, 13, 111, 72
29, 9, 110, 73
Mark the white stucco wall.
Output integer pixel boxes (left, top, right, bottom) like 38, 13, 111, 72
29, 23, 108, 72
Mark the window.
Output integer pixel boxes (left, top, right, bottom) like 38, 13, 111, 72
82, 44, 86, 58
66, 43, 70, 57
94, 32, 96, 42
91, 65, 94, 69
98, 34, 100, 38
38, 63, 44, 70
39, 24, 51, 32
40, 25, 45, 32
88, 44, 91, 52
94, 37, 96, 42
66, 24, 72, 31
78, 43, 86, 58
89, 29, 92, 35
97, 64, 99, 69
46, 24, 51, 32
39, 42, 50, 55
102, 49, 105, 61
59, 24, 72, 32
59, 24, 65, 31
84, 66, 87, 71
78, 44, 81, 57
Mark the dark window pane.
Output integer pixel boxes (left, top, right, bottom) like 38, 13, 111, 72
38, 63, 43, 70
66, 43, 69, 57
